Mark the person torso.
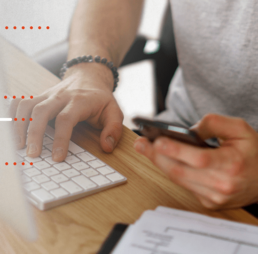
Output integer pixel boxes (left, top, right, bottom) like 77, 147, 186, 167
167, 0, 258, 130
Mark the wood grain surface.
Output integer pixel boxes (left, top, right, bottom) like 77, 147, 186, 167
1, 36, 258, 254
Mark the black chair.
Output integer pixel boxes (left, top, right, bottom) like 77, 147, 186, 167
121, 1, 178, 114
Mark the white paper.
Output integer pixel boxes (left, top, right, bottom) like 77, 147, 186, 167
112, 207, 258, 254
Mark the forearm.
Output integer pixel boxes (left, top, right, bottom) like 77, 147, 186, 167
68, 0, 144, 66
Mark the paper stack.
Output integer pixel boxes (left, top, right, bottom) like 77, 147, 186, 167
112, 206, 258, 254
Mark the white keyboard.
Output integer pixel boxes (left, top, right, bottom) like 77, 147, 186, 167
16, 125, 127, 210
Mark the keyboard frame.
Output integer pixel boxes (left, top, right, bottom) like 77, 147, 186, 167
19, 125, 127, 211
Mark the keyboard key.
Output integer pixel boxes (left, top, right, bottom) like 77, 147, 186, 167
81, 168, 98, 177
40, 149, 52, 158
90, 175, 111, 186
97, 166, 114, 175
51, 188, 69, 198
42, 167, 59, 176
77, 152, 95, 162
62, 169, 80, 178
41, 181, 59, 191
24, 182, 40, 192
67, 152, 72, 156
45, 143, 53, 151
68, 141, 84, 154
54, 162, 71, 171
106, 172, 125, 182
72, 162, 89, 171
21, 161, 33, 169
31, 189, 54, 202
51, 174, 69, 183
16, 148, 27, 157
22, 175, 31, 183
65, 155, 80, 164
32, 174, 50, 184
60, 181, 83, 194
43, 136, 53, 145
72, 175, 97, 190
24, 168, 41, 177
45, 156, 58, 165
87, 160, 105, 169
33, 161, 50, 170
25, 156, 42, 163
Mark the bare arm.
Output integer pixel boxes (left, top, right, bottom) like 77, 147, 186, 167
13, 0, 144, 161
68, 0, 144, 66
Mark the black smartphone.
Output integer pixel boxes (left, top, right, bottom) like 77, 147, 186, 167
133, 117, 217, 148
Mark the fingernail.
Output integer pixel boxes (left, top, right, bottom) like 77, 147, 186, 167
53, 147, 64, 160
106, 136, 115, 150
189, 120, 200, 130
27, 143, 37, 155
155, 139, 167, 151
134, 141, 145, 153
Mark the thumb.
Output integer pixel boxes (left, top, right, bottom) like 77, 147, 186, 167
190, 114, 253, 141
99, 101, 124, 153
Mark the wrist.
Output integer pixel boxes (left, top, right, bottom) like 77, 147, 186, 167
63, 61, 115, 92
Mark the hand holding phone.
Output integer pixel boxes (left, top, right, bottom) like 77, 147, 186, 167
133, 117, 218, 148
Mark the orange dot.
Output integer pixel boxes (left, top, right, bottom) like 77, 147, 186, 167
22, 162, 25, 165
21, 95, 25, 99
22, 118, 25, 121
13, 26, 16, 29
22, 26, 25, 29
13, 95, 16, 99
30, 118, 33, 121
14, 118, 17, 121
46, 26, 50, 29
30, 96, 33, 99
30, 26, 33, 29
5, 26, 8, 29
5, 162, 8, 165
30, 162, 33, 165
13, 162, 16, 165
4, 95, 7, 99
38, 26, 41, 29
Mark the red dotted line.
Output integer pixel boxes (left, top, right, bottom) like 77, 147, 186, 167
4, 95, 33, 99
14, 118, 33, 121
5, 26, 50, 30
5, 162, 33, 166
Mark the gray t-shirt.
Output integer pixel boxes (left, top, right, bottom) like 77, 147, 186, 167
157, 0, 258, 131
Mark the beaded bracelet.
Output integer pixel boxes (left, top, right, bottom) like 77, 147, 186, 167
59, 55, 119, 92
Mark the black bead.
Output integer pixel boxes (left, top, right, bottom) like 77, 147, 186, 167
107, 61, 113, 68
101, 58, 107, 64
88, 55, 93, 62
81, 56, 87, 62
95, 56, 101, 62
111, 66, 117, 73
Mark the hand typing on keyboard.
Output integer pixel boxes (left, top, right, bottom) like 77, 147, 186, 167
16, 125, 126, 210
9, 63, 123, 162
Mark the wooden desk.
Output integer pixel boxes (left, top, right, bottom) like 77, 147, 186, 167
1, 37, 258, 254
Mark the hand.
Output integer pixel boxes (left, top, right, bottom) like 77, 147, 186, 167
10, 63, 123, 161
134, 114, 258, 210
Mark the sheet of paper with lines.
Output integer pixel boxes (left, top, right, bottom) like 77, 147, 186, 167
112, 207, 258, 254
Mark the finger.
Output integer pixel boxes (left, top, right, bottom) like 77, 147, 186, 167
99, 100, 124, 153
14, 96, 45, 149
134, 137, 154, 158
52, 103, 81, 162
153, 136, 235, 169
27, 96, 67, 158
191, 114, 254, 141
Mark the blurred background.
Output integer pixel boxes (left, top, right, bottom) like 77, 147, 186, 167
0, 0, 178, 129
